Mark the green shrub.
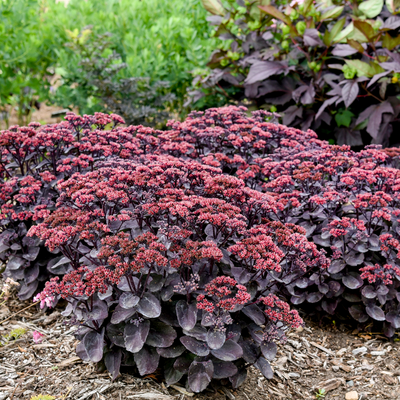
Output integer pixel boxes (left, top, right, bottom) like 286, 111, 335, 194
47, 0, 218, 118
52, 29, 175, 127
0, 0, 61, 127
195, 0, 400, 147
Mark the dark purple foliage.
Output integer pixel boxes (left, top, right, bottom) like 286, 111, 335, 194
30, 154, 327, 391
195, 0, 400, 147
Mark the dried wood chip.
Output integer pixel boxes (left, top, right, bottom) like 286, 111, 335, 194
57, 356, 82, 367
170, 384, 194, 397
309, 341, 335, 356
316, 378, 345, 393
127, 392, 174, 399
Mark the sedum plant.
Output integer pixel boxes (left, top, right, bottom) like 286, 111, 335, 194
164, 106, 400, 335
0, 112, 158, 299
195, 0, 400, 147
30, 155, 328, 391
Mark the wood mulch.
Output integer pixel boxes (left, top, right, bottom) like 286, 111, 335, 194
1, 286, 399, 400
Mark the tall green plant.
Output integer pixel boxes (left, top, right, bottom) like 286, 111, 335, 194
195, 0, 400, 147
53, 29, 175, 127
47, 0, 218, 118
0, 0, 60, 127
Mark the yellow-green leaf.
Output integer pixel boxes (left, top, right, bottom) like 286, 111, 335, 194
302, 0, 313, 14
359, 0, 383, 18
347, 38, 365, 53
345, 59, 384, 78
333, 21, 354, 43
386, 0, 400, 13
321, 6, 344, 20
382, 32, 400, 50
347, 27, 370, 43
201, 0, 225, 16
330, 18, 346, 42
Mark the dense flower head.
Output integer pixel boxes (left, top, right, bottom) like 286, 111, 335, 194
259, 294, 303, 329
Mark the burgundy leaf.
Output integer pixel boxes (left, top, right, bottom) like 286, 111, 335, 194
342, 273, 363, 289
321, 299, 339, 314
164, 363, 185, 385
119, 292, 140, 309
104, 348, 122, 380
22, 246, 40, 261
254, 357, 273, 379
182, 325, 207, 341
134, 346, 160, 376
328, 259, 346, 274
244, 61, 286, 85
106, 323, 126, 347
315, 96, 338, 120
211, 339, 243, 361
361, 286, 377, 299
188, 360, 214, 393
111, 305, 137, 324
282, 105, 303, 126
206, 328, 226, 350
260, 342, 277, 361
306, 292, 324, 303
176, 300, 197, 331
367, 70, 391, 88
137, 293, 161, 318
332, 44, 358, 56
341, 80, 359, 108
76, 329, 104, 363
145, 321, 177, 348
303, 29, 323, 47
344, 252, 364, 266
366, 101, 394, 139
382, 16, 400, 30
242, 304, 266, 325
366, 305, 386, 321
386, 312, 400, 329
180, 336, 210, 356
230, 368, 247, 389
212, 360, 238, 379
156, 343, 185, 358
86, 298, 108, 321
18, 281, 38, 300
124, 320, 150, 353
348, 305, 369, 323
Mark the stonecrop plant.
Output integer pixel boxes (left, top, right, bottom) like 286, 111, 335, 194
164, 106, 400, 336
0, 111, 182, 299
30, 155, 328, 390
3, 105, 400, 392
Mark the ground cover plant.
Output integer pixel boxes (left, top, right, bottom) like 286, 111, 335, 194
163, 106, 400, 336
195, 0, 400, 147
2, 106, 400, 393
29, 154, 330, 391
0, 112, 166, 299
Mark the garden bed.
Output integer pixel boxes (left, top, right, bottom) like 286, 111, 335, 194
1, 290, 399, 400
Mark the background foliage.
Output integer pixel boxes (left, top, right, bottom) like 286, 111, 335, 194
0, 0, 61, 126
0, 0, 217, 127
194, 0, 400, 147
